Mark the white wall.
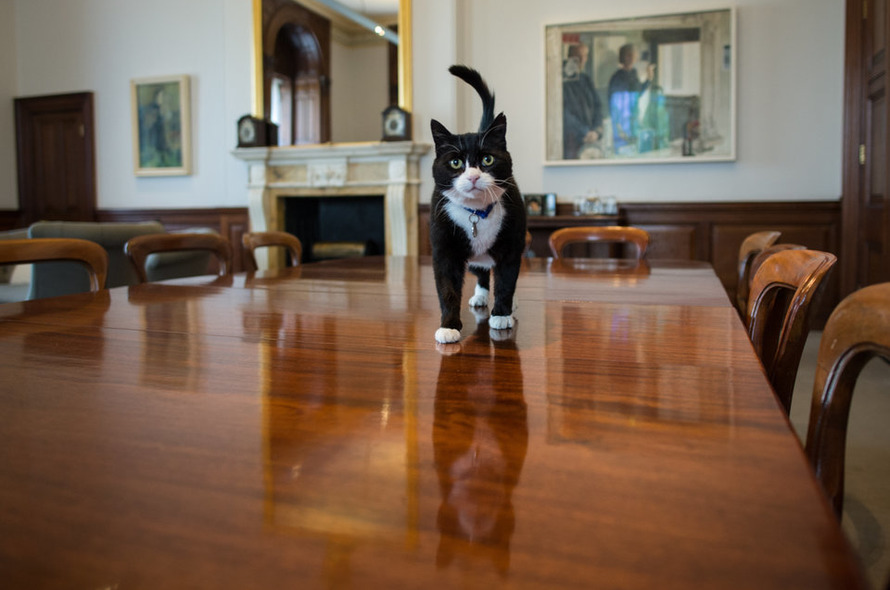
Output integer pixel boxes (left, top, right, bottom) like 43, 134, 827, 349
331, 38, 389, 142
12, 0, 253, 210
2, 0, 845, 213
0, 0, 18, 209
412, 0, 845, 204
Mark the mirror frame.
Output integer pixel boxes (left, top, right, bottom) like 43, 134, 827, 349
251, 0, 412, 120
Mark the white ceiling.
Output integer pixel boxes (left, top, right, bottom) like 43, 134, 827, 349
339, 0, 398, 17
296, 0, 398, 36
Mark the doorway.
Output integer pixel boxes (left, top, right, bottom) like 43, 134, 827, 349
14, 92, 97, 225
842, 0, 890, 292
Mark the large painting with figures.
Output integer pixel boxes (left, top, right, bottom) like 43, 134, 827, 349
545, 8, 736, 165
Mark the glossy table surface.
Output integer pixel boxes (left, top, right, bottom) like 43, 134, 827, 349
0, 256, 866, 588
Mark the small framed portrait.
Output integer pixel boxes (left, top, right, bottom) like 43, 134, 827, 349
524, 193, 544, 216
131, 74, 191, 176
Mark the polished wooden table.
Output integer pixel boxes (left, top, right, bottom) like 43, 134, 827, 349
0, 256, 867, 589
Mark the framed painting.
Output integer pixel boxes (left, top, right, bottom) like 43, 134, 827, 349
545, 8, 736, 165
131, 75, 191, 176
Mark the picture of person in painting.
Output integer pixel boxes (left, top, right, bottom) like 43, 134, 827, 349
137, 83, 183, 169
607, 43, 669, 156
562, 43, 604, 159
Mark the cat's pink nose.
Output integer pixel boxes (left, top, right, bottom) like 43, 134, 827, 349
466, 173, 480, 186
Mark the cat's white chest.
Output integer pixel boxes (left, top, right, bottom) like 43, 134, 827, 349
445, 200, 504, 267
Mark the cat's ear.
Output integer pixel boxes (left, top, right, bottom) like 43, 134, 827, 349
430, 119, 454, 151
485, 113, 508, 149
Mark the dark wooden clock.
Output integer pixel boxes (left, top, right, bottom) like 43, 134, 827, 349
381, 105, 411, 141
237, 115, 278, 147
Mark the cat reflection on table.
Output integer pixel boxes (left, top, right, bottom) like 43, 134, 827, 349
433, 312, 528, 574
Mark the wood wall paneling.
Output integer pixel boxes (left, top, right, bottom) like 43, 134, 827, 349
420, 200, 841, 323
0, 211, 24, 232
79, 201, 842, 321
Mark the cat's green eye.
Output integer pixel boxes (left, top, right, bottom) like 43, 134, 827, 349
481, 154, 495, 166
449, 158, 464, 170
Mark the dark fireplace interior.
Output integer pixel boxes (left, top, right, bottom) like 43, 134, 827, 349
284, 196, 385, 263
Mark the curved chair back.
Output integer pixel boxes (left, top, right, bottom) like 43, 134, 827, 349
548, 226, 649, 261
0, 238, 108, 294
125, 233, 233, 283
748, 243, 807, 285
736, 230, 781, 315
805, 282, 890, 517
242, 231, 303, 271
746, 248, 837, 413
28, 220, 166, 298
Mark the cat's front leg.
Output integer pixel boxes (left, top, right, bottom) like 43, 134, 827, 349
467, 265, 491, 307
434, 258, 466, 343
489, 259, 521, 330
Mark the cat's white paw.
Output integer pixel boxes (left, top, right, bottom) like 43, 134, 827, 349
489, 315, 514, 330
435, 327, 462, 343
468, 285, 489, 308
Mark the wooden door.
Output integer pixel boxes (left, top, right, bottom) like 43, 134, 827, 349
843, 0, 890, 293
14, 92, 96, 225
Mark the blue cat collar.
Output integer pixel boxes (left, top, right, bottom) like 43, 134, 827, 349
461, 203, 495, 219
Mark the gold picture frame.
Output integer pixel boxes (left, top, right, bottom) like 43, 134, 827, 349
131, 74, 191, 176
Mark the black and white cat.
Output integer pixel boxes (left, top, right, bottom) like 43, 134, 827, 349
430, 65, 527, 344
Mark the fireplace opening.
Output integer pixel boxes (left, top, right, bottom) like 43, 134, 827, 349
284, 196, 385, 263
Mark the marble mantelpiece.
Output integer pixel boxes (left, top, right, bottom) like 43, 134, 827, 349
233, 141, 430, 269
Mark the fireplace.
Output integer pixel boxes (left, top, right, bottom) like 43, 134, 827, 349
232, 142, 430, 269
285, 196, 385, 262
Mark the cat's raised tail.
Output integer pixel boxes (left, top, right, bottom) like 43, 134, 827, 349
449, 65, 496, 133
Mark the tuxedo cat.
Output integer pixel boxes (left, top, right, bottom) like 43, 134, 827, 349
430, 65, 527, 344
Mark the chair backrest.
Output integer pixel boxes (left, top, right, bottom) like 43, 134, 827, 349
125, 233, 233, 283
746, 248, 837, 414
736, 230, 781, 315
548, 226, 649, 260
0, 238, 108, 294
748, 243, 807, 284
804, 282, 890, 517
28, 220, 165, 298
241, 231, 302, 271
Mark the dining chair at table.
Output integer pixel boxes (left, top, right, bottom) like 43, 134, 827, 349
0, 238, 108, 294
804, 282, 890, 518
739, 243, 808, 326
746, 248, 837, 414
242, 231, 303, 271
548, 226, 649, 260
125, 232, 233, 283
735, 230, 782, 316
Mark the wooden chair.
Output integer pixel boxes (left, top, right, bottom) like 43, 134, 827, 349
735, 230, 781, 316
739, 243, 807, 326
125, 233, 233, 283
242, 231, 303, 271
804, 282, 890, 517
746, 248, 837, 414
0, 238, 108, 294
548, 226, 649, 261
